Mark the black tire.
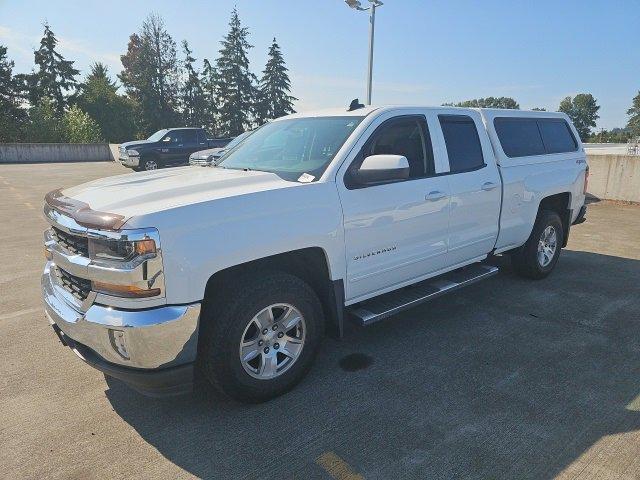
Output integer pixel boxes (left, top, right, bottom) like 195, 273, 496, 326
511, 210, 563, 279
140, 156, 161, 171
198, 272, 324, 403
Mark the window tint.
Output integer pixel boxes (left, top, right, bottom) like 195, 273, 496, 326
163, 131, 183, 143
494, 117, 578, 157
439, 115, 484, 172
538, 119, 577, 153
494, 118, 545, 157
182, 130, 198, 144
364, 118, 432, 179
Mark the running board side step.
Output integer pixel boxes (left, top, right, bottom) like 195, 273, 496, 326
347, 263, 499, 326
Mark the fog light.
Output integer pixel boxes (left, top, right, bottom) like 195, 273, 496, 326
44, 247, 52, 261
109, 329, 130, 359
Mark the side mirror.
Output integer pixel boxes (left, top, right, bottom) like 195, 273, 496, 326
353, 154, 410, 185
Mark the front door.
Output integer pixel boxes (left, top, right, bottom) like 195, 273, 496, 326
339, 115, 451, 302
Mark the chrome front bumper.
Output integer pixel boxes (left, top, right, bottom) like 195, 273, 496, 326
42, 264, 200, 370
119, 156, 139, 167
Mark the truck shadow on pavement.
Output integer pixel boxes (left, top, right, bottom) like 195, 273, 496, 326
105, 250, 640, 479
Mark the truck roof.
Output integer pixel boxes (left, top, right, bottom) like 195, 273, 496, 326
278, 105, 568, 121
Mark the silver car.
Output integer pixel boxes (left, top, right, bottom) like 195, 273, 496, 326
189, 131, 253, 166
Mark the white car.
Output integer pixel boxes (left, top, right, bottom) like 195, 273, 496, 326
42, 105, 588, 402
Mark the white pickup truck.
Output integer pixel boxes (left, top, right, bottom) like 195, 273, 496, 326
42, 105, 588, 402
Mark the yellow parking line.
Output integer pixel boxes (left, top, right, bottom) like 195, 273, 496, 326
24, 202, 35, 210
316, 452, 364, 480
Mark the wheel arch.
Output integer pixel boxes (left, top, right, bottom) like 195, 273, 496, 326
537, 192, 572, 247
201, 247, 345, 339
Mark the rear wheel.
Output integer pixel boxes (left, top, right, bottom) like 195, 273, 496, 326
511, 210, 563, 279
198, 272, 324, 402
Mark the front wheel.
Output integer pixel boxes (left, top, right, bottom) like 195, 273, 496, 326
140, 157, 161, 171
511, 210, 563, 279
198, 272, 324, 402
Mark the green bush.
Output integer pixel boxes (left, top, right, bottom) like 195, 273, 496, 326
63, 105, 103, 143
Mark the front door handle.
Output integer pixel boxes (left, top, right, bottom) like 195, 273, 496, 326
481, 182, 498, 191
425, 190, 447, 201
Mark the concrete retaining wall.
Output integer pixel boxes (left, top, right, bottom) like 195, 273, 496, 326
587, 154, 640, 203
0, 143, 638, 202
0, 143, 119, 163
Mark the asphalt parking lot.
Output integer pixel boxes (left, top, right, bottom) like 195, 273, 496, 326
1, 161, 640, 480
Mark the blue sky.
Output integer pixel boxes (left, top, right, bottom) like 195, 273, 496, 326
0, 0, 638, 129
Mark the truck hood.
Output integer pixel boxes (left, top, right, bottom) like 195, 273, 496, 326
60, 166, 297, 222
191, 147, 224, 157
120, 139, 155, 149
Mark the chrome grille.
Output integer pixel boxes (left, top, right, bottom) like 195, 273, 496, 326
56, 266, 91, 302
51, 227, 89, 257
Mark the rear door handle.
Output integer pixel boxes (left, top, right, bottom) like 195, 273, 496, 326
481, 182, 498, 191
425, 190, 447, 201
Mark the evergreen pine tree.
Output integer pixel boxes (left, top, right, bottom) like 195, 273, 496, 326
214, 9, 258, 136
120, 14, 180, 135
201, 58, 218, 134
0, 45, 27, 142
258, 38, 296, 122
626, 91, 640, 137
180, 40, 206, 127
76, 62, 137, 142
30, 23, 79, 115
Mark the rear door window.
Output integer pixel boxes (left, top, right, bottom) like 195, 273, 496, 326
182, 130, 198, 145
438, 115, 485, 173
538, 119, 577, 153
494, 118, 545, 157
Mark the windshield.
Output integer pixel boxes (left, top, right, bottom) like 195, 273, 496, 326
217, 116, 363, 181
147, 129, 169, 142
225, 131, 252, 150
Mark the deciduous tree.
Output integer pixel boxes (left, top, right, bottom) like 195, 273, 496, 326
119, 14, 180, 136
25, 97, 64, 142
0, 45, 27, 142
63, 105, 102, 142
444, 97, 520, 109
558, 94, 600, 141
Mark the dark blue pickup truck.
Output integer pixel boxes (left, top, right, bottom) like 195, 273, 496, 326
118, 127, 233, 171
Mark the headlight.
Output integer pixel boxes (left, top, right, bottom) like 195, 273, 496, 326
127, 149, 140, 157
89, 237, 156, 265
88, 236, 162, 298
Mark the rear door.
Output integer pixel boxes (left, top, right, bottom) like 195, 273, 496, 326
436, 113, 501, 265
179, 129, 200, 164
338, 113, 451, 302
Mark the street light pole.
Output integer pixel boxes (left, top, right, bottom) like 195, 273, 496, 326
345, 0, 383, 105
366, 4, 376, 105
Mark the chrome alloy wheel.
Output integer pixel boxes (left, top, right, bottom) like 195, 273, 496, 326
144, 159, 158, 170
239, 304, 306, 380
537, 225, 557, 267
